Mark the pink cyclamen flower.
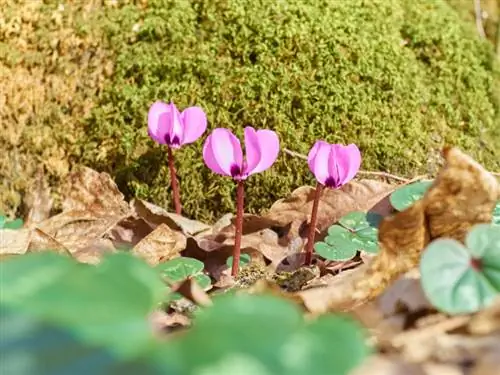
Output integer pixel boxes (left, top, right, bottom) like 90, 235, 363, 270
307, 141, 361, 188
203, 127, 280, 180
148, 101, 207, 148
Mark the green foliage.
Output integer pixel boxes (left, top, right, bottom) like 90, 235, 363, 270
79, 0, 500, 222
389, 180, 433, 211
0, 215, 23, 230
492, 201, 500, 225
226, 253, 252, 269
420, 224, 500, 315
156, 257, 212, 291
161, 294, 370, 374
0, 252, 166, 356
0, 306, 166, 375
1, 252, 369, 374
314, 211, 382, 261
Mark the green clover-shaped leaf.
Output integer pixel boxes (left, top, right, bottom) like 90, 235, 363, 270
420, 224, 500, 315
226, 253, 251, 269
314, 212, 382, 261
389, 180, 433, 211
156, 257, 212, 300
492, 201, 500, 226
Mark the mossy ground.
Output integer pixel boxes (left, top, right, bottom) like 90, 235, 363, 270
1, 0, 499, 222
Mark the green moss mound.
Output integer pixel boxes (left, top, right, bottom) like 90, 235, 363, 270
80, 0, 500, 223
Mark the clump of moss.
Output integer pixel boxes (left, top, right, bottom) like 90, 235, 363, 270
76, 0, 500, 221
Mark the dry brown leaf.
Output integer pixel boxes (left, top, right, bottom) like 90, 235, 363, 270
28, 228, 71, 256
468, 298, 500, 335
350, 355, 427, 375
229, 214, 285, 235
424, 147, 499, 242
149, 310, 191, 336
35, 210, 125, 254
0, 229, 31, 255
131, 199, 211, 236
72, 239, 116, 264
172, 278, 212, 307
132, 223, 186, 266
108, 216, 154, 249
62, 166, 129, 215
265, 179, 396, 237
24, 167, 53, 226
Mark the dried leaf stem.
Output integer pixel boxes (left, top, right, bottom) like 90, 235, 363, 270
305, 182, 323, 265
167, 146, 182, 215
232, 180, 245, 276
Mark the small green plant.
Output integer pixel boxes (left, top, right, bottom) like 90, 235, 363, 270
0, 215, 23, 230
389, 180, 433, 211
156, 257, 212, 296
420, 224, 500, 315
226, 253, 251, 269
314, 211, 382, 261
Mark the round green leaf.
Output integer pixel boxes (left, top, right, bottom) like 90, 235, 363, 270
314, 212, 381, 261
193, 274, 212, 291
4, 218, 24, 230
390, 180, 433, 211
492, 201, 500, 226
420, 224, 500, 315
156, 257, 204, 283
0, 306, 168, 375
4, 252, 166, 356
226, 253, 251, 268
162, 294, 369, 375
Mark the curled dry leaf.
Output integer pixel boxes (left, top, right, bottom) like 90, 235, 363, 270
132, 223, 186, 266
171, 278, 212, 307
298, 147, 499, 314
28, 228, 71, 256
62, 166, 129, 215
131, 199, 211, 236
0, 229, 31, 256
35, 210, 125, 255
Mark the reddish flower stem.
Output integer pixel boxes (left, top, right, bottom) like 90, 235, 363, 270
167, 146, 182, 215
304, 182, 323, 265
232, 180, 245, 276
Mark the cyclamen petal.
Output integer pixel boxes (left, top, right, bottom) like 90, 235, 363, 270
244, 127, 280, 176
206, 128, 243, 177
308, 141, 332, 185
166, 102, 184, 148
181, 106, 207, 145
333, 144, 361, 185
148, 101, 172, 144
202, 134, 229, 177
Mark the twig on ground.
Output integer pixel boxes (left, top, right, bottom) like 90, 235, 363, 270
474, 0, 486, 38
283, 148, 500, 181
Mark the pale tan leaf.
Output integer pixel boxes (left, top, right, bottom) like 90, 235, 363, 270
35, 210, 125, 254
0, 229, 30, 255
24, 167, 53, 226
62, 166, 129, 215
28, 228, 71, 256
132, 223, 186, 266
131, 199, 211, 236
